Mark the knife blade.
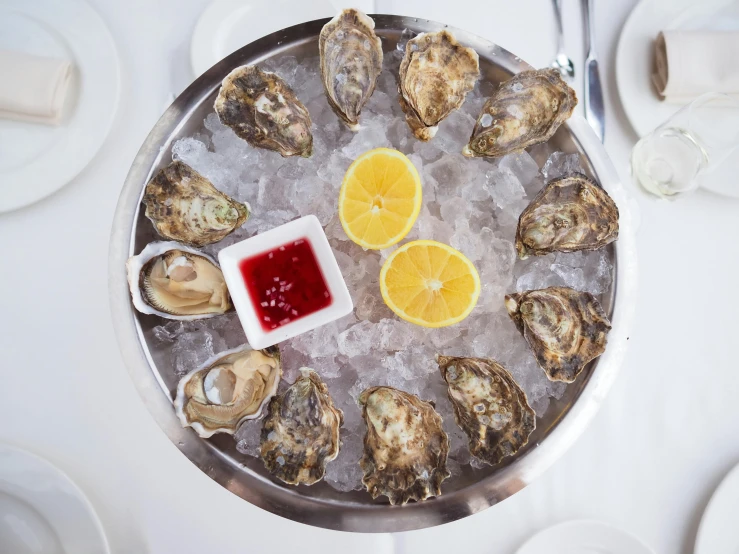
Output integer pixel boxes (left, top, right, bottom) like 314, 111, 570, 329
582, 0, 605, 142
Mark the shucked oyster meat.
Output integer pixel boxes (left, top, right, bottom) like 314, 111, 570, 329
175, 345, 281, 437
438, 356, 535, 465
143, 161, 249, 247
126, 241, 230, 320
358, 386, 450, 505
398, 30, 479, 141
463, 68, 577, 158
260, 368, 343, 486
319, 9, 383, 130
516, 172, 619, 258
214, 65, 313, 157
506, 287, 611, 383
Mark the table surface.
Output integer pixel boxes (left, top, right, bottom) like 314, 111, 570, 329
1, 0, 738, 552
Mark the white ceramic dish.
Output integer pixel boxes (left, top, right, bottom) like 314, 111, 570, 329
0, 0, 120, 213
616, 0, 739, 198
517, 520, 655, 554
695, 462, 739, 554
0, 443, 109, 554
218, 215, 353, 349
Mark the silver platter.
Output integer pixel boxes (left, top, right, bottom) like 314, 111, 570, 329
109, 15, 638, 532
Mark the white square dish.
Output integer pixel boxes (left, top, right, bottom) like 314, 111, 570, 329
218, 215, 353, 350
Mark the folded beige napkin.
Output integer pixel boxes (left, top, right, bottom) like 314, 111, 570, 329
652, 30, 739, 104
0, 50, 74, 125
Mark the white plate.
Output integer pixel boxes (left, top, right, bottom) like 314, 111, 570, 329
615, 0, 739, 198
0, 444, 109, 554
190, 0, 374, 77
0, 0, 120, 213
516, 520, 655, 554
695, 462, 739, 554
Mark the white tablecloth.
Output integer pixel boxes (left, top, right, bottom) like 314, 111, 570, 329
1, 0, 738, 552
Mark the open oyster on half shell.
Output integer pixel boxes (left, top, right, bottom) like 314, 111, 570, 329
214, 65, 313, 157
516, 172, 619, 258
505, 287, 611, 383
143, 161, 249, 247
126, 241, 230, 320
463, 68, 577, 158
319, 9, 383, 130
438, 356, 535, 465
358, 386, 450, 505
260, 368, 343, 486
175, 345, 281, 438
398, 30, 479, 141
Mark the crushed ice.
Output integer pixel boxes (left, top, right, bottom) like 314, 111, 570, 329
152, 52, 613, 492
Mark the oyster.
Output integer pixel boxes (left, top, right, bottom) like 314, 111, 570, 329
260, 368, 343, 486
174, 345, 281, 437
358, 386, 449, 505
143, 161, 249, 247
463, 68, 577, 158
505, 287, 611, 383
319, 9, 383, 130
437, 356, 535, 465
398, 30, 479, 141
516, 172, 619, 258
214, 65, 313, 157
126, 241, 230, 320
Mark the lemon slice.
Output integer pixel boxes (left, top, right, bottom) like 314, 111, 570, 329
338, 148, 422, 250
380, 240, 481, 328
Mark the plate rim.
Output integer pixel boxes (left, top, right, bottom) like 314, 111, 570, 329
516, 519, 656, 554
694, 462, 739, 554
0, 443, 110, 554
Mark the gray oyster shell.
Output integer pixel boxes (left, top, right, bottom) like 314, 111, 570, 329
143, 161, 249, 247
125, 241, 230, 320
438, 356, 535, 465
358, 386, 450, 505
260, 368, 343, 486
463, 68, 577, 157
516, 172, 619, 258
319, 9, 383, 130
174, 345, 281, 438
505, 287, 611, 383
214, 65, 313, 157
398, 30, 479, 141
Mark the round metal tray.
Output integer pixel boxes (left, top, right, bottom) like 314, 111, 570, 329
109, 15, 638, 532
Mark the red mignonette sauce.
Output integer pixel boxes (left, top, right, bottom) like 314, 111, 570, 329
239, 238, 333, 331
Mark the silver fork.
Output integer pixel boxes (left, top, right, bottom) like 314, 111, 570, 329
550, 0, 575, 80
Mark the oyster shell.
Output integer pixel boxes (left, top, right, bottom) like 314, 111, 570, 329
516, 172, 619, 258
463, 68, 577, 158
260, 368, 343, 486
143, 161, 249, 247
437, 356, 535, 465
214, 65, 313, 157
505, 287, 611, 383
358, 386, 450, 505
398, 30, 479, 141
174, 345, 281, 437
126, 241, 230, 320
319, 9, 383, 130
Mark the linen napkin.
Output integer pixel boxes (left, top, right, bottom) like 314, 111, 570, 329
0, 50, 74, 125
652, 30, 739, 104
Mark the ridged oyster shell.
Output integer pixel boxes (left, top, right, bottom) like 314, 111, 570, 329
214, 65, 313, 157
358, 386, 450, 505
398, 30, 479, 141
516, 172, 619, 258
174, 345, 281, 437
505, 287, 611, 383
260, 368, 343, 485
319, 9, 383, 130
143, 161, 249, 247
126, 241, 230, 320
463, 68, 577, 157
438, 356, 535, 465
